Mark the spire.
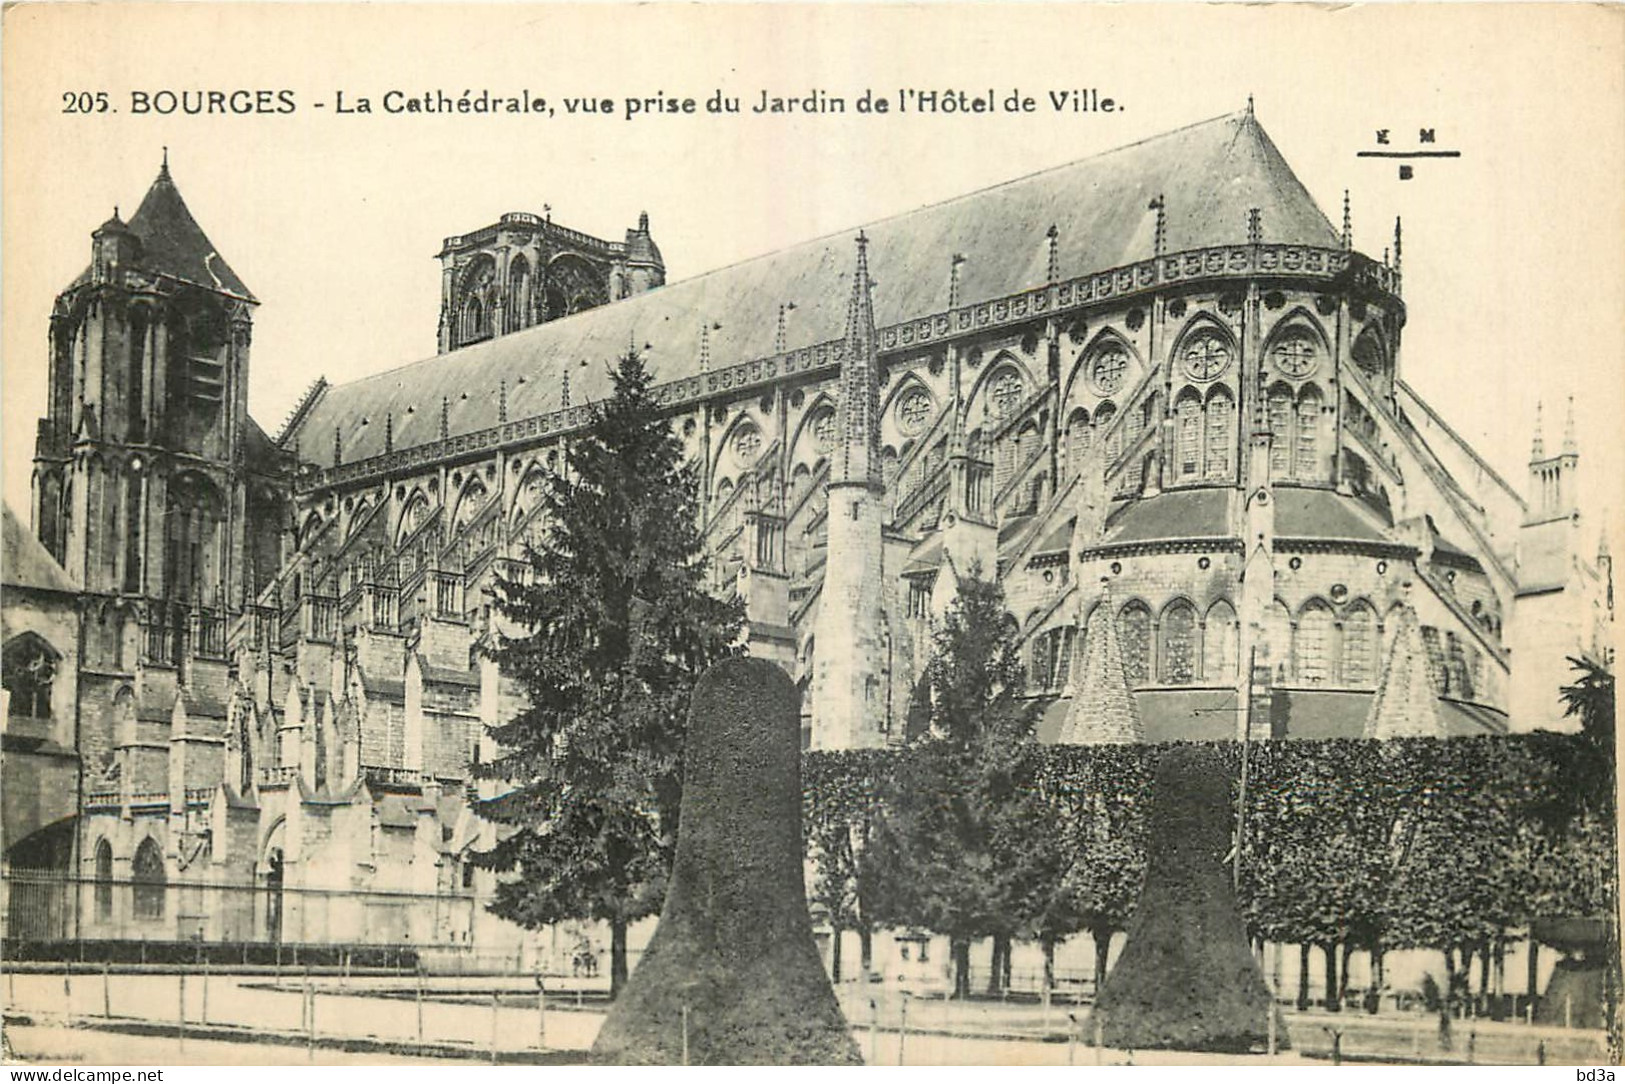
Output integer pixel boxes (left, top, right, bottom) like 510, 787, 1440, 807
1563, 395, 1578, 455
1247, 207, 1262, 245
561, 368, 572, 410
1046, 225, 1060, 283
834, 231, 881, 488
775, 304, 787, 355
498, 378, 508, 424
333, 426, 342, 467
1393, 216, 1403, 278
1341, 190, 1352, 251
948, 253, 965, 310
1531, 401, 1545, 460
439, 396, 450, 441
1061, 583, 1144, 745
1363, 603, 1446, 739
1246, 93, 1254, 116
160, 146, 170, 179
1150, 197, 1167, 257
699, 323, 711, 374
383, 412, 393, 454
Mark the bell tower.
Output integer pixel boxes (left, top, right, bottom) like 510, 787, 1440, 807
33, 154, 257, 635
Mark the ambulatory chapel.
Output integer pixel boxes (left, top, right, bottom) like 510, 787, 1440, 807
2, 110, 1612, 951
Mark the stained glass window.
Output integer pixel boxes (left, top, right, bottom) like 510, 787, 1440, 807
1342, 604, 1375, 685
1183, 334, 1232, 381
1176, 394, 1202, 479
133, 838, 165, 920
1067, 410, 1092, 478
1268, 388, 1293, 480
1272, 335, 1319, 378
1295, 388, 1322, 480
1096, 403, 1119, 463
1204, 388, 1235, 479
1203, 600, 1237, 681
1091, 347, 1128, 394
811, 409, 837, 454
1118, 603, 1152, 687
1264, 600, 1292, 680
1160, 601, 1197, 684
897, 389, 933, 436
1297, 603, 1333, 684
990, 369, 1025, 420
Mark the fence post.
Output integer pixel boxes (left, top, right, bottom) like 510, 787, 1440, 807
1067, 1012, 1077, 1065
1268, 1000, 1278, 1057
536, 979, 547, 1050
1467, 1027, 1476, 1064
63, 974, 72, 1029
1537, 1039, 1547, 1065
178, 971, 186, 1052
1565, 994, 1573, 1029
415, 962, 425, 1041
898, 992, 909, 1066
868, 999, 878, 1065
103, 960, 111, 1019
490, 990, 500, 1065
305, 968, 315, 1060
202, 957, 210, 1025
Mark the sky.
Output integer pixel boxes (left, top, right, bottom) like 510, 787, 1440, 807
4, 3, 1622, 544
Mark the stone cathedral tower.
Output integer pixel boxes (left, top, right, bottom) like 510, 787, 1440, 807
808, 234, 888, 750
33, 157, 259, 618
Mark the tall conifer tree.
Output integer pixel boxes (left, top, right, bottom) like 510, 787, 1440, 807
476, 350, 743, 998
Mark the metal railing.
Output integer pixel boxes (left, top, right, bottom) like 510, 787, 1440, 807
1, 868, 479, 958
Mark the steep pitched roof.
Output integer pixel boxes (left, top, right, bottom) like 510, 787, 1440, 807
74, 163, 254, 300
1, 503, 77, 593
291, 111, 1338, 463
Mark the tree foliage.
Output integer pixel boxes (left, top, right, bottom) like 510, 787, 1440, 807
805, 733, 1614, 996
475, 349, 743, 996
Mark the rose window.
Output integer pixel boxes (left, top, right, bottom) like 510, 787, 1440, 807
1272, 336, 1319, 378
990, 370, 1025, 420
897, 389, 932, 436
734, 424, 762, 463
1183, 334, 1232, 381
1090, 348, 1128, 394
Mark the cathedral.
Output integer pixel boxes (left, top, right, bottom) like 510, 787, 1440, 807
2, 109, 1612, 951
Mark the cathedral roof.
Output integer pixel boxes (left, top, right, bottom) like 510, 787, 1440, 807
75, 163, 254, 301
290, 110, 1338, 463
1, 503, 77, 594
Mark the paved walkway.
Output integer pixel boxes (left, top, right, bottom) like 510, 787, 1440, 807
2, 970, 1607, 1065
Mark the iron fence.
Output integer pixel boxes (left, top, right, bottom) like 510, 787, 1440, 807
1, 868, 481, 963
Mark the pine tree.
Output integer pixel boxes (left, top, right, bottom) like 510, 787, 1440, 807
476, 349, 743, 998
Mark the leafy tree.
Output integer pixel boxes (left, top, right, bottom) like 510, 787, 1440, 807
868, 569, 1036, 996
802, 749, 887, 982
475, 349, 743, 998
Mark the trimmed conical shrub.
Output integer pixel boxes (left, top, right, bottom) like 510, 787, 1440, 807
1091, 744, 1287, 1052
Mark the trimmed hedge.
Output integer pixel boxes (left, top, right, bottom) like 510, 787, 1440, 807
803, 734, 1615, 970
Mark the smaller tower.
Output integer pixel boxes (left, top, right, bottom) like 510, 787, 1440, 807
809, 234, 888, 751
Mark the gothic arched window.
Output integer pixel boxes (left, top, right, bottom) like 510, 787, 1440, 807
1203, 600, 1237, 681
1067, 408, 1092, 479
94, 840, 114, 920
1267, 385, 1293, 480
396, 492, 429, 547
1342, 602, 1376, 686
1160, 601, 1197, 685
163, 475, 223, 605
1297, 601, 1334, 684
1117, 602, 1152, 687
452, 477, 489, 535
988, 367, 1025, 422
1295, 386, 1324, 481
1264, 599, 1292, 681
1204, 387, 1235, 480
1175, 391, 1203, 480
132, 838, 165, 921
1095, 403, 1119, 463
3, 635, 58, 720
507, 256, 531, 333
